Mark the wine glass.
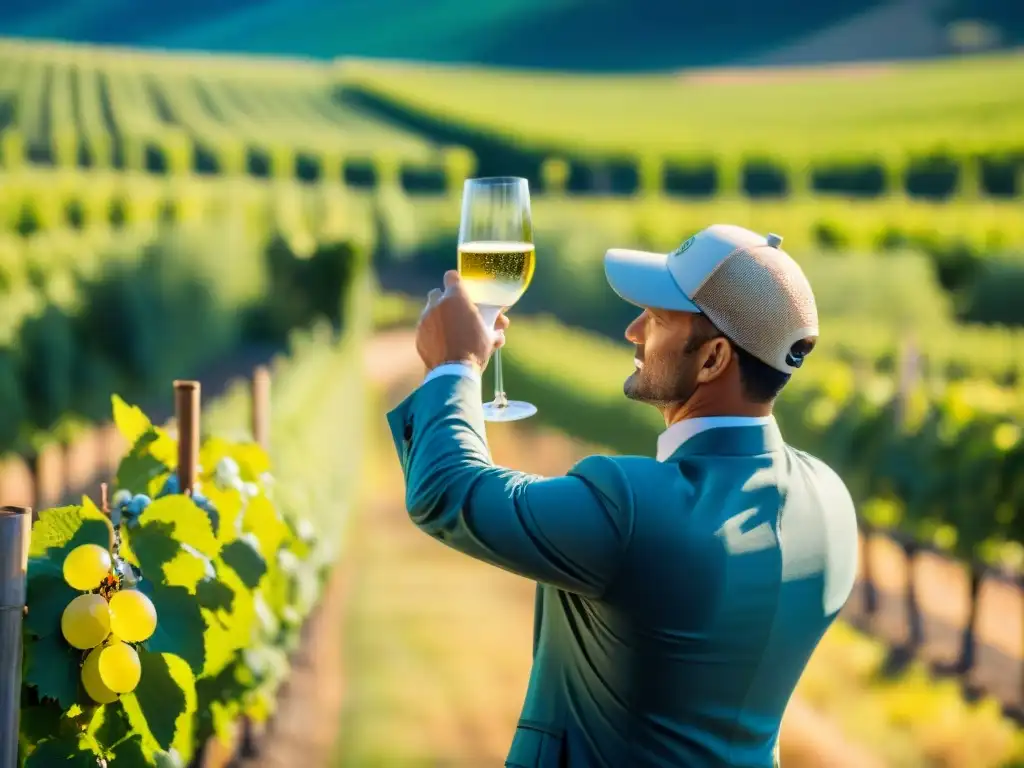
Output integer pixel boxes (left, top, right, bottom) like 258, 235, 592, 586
457, 176, 537, 422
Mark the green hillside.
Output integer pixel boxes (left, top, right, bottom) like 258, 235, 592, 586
337, 54, 1024, 156
337, 53, 1024, 198
0, 0, 922, 70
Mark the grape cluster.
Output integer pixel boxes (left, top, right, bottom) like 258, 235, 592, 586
59, 543, 158, 704
109, 489, 151, 528
213, 456, 259, 501
111, 469, 230, 532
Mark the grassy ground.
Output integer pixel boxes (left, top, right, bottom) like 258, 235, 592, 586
332, 378, 538, 766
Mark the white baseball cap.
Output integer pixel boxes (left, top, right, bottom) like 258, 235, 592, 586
604, 224, 819, 374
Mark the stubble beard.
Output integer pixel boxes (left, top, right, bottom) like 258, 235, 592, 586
623, 349, 698, 409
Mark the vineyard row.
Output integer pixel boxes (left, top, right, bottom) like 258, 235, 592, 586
2, 167, 1024, 258
1, 115, 1022, 202
2, 311, 367, 766
0, 63, 1019, 201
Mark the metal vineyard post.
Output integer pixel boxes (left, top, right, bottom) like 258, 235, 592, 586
0, 506, 31, 768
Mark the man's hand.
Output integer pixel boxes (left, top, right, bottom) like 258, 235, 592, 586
416, 270, 510, 374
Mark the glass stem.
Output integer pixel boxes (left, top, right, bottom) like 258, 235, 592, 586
492, 348, 507, 408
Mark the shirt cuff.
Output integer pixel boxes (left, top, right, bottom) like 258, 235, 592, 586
422, 361, 481, 387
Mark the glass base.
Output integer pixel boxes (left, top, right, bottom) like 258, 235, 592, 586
482, 399, 537, 422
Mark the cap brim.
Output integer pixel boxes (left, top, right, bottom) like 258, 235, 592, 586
604, 248, 699, 312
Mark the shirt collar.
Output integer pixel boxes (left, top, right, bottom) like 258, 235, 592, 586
656, 415, 774, 462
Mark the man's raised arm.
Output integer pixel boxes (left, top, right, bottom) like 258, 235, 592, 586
386, 370, 634, 599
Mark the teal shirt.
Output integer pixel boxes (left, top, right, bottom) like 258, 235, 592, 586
387, 373, 859, 768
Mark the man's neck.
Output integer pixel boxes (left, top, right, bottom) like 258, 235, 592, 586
661, 398, 772, 428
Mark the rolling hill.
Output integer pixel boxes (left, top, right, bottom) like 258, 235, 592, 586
0, 0, 1018, 70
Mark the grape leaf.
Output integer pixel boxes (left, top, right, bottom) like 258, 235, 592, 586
243, 495, 289, 558
116, 430, 169, 497
218, 566, 255, 629
235, 443, 271, 480
89, 701, 132, 751
261, 563, 292, 617
220, 538, 267, 590
28, 504, 111, 560
198, 612, 236, 680
148, 430, 179, 469
108, 734, 147, 764
197, 437, 232, 480
17, 704, 63, 751
209, 700, 240, 742
23, 735, 98, 767
24, 631, 81, 709
195, 659, 246, 744
160, 546, 212, 593
107, 398, 176, 471
24, 563, 78, 638
142, 584, 206, 675
120, 651, 196, 758
247, 685, 276, 724
252, 592, 279, 640
198, 569, 254, 677
195, 577, 234, 613
200, 484, 243, 542
135, 496, 219, 557
111, 394, 153, 448
200, 440, 271, 482
123, 521, 178, 577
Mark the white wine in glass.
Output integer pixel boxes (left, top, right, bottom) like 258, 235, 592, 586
457, 177, 537, 421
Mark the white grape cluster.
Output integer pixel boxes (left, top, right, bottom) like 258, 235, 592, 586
59, 543, 158, 704
213, 456, 260, 501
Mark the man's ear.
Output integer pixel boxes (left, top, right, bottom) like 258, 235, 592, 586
696, 337, 732, 383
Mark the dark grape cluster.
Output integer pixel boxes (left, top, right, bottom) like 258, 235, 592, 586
111, 474, 221, 530
109, 489, 151, 528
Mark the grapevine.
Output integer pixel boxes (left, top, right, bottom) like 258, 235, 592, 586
18, 392, 331, 767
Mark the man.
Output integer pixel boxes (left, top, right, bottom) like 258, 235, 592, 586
386, 224, 859, 767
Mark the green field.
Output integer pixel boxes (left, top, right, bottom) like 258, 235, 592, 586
1, 37, 1022, 200
338, 53, 1024, 199
338, 54, 1024, 157
0, 38, 470, 186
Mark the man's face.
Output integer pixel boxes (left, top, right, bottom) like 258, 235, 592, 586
622, 308, 721, 408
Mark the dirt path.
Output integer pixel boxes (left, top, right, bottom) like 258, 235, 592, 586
242, 561, 352, 768
846, 537, 1022, 712
242, 333, 418, 768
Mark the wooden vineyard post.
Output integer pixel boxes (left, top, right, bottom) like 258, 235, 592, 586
252, 366, 271, 451
0, 506, 31, 768
175, 381, 201, 496
174, 381, 215, 768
